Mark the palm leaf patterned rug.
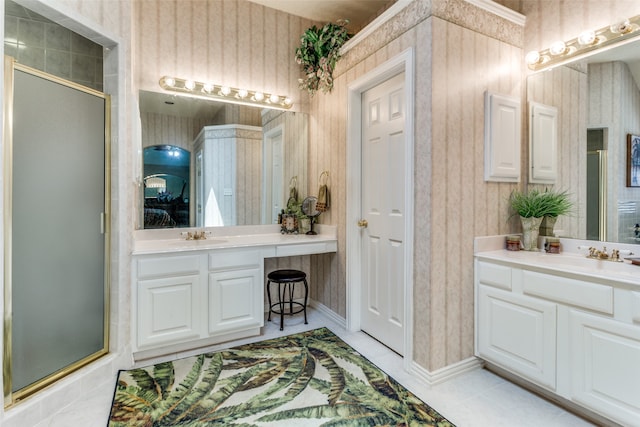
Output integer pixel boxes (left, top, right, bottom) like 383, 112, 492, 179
108, 327, 455, 426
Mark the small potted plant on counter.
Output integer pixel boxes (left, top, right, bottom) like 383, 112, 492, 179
509, 189, 547, 251
539, 189, 573, 236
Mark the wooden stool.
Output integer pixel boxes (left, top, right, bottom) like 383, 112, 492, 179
266, 269, 308, 330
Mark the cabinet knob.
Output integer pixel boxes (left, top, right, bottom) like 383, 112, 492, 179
357, 219, 368, 228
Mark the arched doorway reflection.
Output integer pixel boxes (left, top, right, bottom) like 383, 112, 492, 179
143, 145, 190, 228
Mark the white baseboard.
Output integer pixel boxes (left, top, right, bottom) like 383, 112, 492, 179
308, 299, 346, 329
410, 357, 484, 386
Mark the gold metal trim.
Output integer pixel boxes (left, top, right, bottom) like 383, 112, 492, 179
3, 56, 16, 407
2, 57, 111, 407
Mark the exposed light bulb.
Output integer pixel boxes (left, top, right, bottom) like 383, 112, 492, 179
184, 80, 196, 90
164, 77, 175, 87
525, 50, 541, 65
578, 30, 596, 45
237, 89, 248, 98
269, 94, 280, 103
202, 83, 214, 93
283, 98, 292, 106
254, 92, 264, 101
610, 18, 632, 34
220, 86, 231, 96
549, 41, 567, 56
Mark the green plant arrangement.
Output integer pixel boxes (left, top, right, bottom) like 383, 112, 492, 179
509, 188, 548, 218
540, 189, 573, 217
539, 188, 573, 236
295, 20, 350, 96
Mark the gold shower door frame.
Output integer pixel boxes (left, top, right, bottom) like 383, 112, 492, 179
2, 57, 111, 407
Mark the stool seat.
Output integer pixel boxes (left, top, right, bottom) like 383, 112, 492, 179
267, 269, 308, 330
267, 269, 307, 282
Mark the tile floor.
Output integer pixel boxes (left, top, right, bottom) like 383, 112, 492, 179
39, 308, 595, 427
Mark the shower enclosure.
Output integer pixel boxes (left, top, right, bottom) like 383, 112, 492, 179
3, 58, 110, 405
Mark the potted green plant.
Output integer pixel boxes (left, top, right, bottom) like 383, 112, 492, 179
295, 20, 350, 96
539, 189, 573, 236
509, 189, 547, 251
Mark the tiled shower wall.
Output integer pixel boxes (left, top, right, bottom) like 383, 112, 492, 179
3, 0, 103, 91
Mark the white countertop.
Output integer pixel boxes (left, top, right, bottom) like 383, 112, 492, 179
132, 224, 338, 256
475, 235, 640, 288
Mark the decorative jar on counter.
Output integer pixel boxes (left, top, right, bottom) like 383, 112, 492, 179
506, 235, 521, 251
545, 237, 560, 254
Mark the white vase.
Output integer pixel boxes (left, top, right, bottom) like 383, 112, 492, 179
520, 216, 543, 251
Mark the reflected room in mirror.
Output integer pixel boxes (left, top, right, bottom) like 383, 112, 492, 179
139, 90, 308, 229
526, 37, 640, 245
143, 145, 190, 228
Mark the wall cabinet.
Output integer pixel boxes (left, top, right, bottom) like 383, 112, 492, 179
475, 258, 640, 426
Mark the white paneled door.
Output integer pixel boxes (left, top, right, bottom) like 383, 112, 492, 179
360, 72, 406, 355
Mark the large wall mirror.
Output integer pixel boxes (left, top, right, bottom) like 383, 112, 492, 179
139, 90, 308, 229
527, 37, 640, 244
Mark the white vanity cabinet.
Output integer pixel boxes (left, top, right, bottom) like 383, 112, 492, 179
133, 248, 268, 356
475, 255, 640, 426
569, 309, 640, 426
207, 249, 264, 336
136, 254, 204, 349
476, 261, 557, 390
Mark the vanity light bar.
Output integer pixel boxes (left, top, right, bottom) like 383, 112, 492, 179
525, 15, 640, 71
159, 76, 293, 110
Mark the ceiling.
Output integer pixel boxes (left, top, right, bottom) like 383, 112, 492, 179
247, 0, 395, 32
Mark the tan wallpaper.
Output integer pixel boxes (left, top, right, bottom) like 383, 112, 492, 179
309, 0, 523, 371
133, 0, 316, 112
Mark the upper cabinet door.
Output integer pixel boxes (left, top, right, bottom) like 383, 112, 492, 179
529, 102, 558, 184
484, 92, 521, 182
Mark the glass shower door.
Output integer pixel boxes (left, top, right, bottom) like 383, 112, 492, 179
3, 59, 109, 404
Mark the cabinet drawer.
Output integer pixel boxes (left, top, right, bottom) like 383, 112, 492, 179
522, 270, 612, 314
137, 255, 201, 279
209, 250, 261, 270
275, 242, 336, 257
477, 260, 512, 290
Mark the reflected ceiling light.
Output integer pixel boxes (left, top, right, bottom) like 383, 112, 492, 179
610, 18, 632, 34
526, 14, 640, 71
158, 76, 293, 110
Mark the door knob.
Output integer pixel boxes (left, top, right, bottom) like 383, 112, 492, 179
358, 219, 368, 228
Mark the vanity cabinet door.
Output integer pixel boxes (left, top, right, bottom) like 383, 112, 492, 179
569, 310, 640, 426
477, 284, 557, 390
137, 274, 202, 348
208, 267, 263, 335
